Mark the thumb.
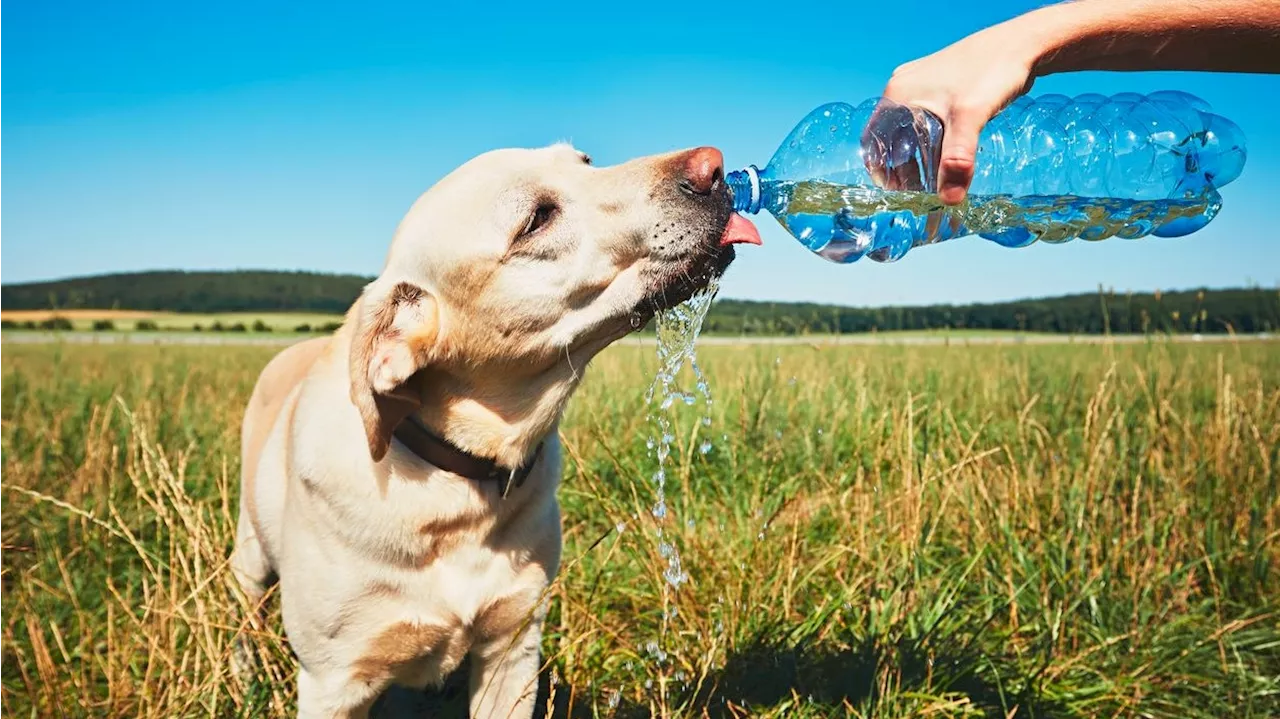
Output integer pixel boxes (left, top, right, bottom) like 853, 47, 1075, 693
937, 108, 985, 205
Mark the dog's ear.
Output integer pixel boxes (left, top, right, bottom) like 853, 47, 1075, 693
348, 281, 440, 461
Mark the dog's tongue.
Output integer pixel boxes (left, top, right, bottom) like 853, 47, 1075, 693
719, 213, 762, 247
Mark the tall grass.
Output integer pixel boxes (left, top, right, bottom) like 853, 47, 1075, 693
3, 340, 1278, 717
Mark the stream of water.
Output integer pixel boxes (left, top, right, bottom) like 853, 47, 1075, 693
639, 274, 720, 704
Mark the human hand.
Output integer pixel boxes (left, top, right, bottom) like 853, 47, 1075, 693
874, 21, 1042, 205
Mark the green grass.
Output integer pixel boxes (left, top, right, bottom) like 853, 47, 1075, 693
3, 339, 1278, 717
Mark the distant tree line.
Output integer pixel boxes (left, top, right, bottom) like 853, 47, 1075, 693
0, 318, 346, 333
1, 270, 370, 314
2, 271, 1276, 335
704, 288, 1279, 335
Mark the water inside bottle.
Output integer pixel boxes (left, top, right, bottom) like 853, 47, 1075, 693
772, 180, 1220, 263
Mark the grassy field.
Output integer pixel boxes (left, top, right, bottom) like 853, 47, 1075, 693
0, 310, 343, 333
2, 339, 1278, 718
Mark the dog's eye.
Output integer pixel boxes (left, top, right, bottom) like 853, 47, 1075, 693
519, 202, 557, 239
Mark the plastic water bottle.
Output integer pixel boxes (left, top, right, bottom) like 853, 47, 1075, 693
725, 91, 1247, 264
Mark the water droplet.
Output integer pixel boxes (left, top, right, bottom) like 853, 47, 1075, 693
652, 502, 668, 520
685, 518, 696, 530
698, 441, 712, 455
615, 521, 626, 534
664, 565, 689, 587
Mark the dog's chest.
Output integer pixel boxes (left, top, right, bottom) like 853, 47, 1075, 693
365, 458, 558, 570
353, 541, 547, 689
289, 438, 560, 687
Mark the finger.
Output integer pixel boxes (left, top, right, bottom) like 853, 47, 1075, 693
937, 108, 985, 205
911, 107, 946, 193
864, 130, 890, 189
864, 99, 931, 190
861, 98, 899, 188
890, 157, 923, 192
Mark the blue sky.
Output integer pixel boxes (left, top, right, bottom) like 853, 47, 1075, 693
4, 0, 1279, 306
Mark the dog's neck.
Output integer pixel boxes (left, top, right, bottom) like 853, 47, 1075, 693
410, 364, 580, 469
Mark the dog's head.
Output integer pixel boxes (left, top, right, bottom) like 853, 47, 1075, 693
347, 143, 760, 461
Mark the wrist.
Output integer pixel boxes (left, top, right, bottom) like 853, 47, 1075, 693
1008, 1, 1107, 78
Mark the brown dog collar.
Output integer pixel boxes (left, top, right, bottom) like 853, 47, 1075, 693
392, 415, 543, 498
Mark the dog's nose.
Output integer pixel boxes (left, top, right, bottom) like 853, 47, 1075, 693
679, 147, 724, 196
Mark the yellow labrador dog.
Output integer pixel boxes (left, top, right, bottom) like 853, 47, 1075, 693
231, 143, 760, 718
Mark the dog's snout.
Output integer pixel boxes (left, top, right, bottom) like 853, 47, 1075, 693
678, 147, 724, 196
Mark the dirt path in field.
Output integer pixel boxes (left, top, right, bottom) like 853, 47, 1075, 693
3, 331, 1274, 348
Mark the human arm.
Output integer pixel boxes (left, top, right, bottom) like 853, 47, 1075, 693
880, 0, 1280, 204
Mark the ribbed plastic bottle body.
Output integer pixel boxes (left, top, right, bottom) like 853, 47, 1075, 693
727, 91, 1246, 264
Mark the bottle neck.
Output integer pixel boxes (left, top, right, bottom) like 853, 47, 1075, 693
725, 166, 762, 214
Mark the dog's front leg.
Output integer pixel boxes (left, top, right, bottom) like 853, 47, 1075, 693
467, 618, 543, 719
296, 665, 381, 719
